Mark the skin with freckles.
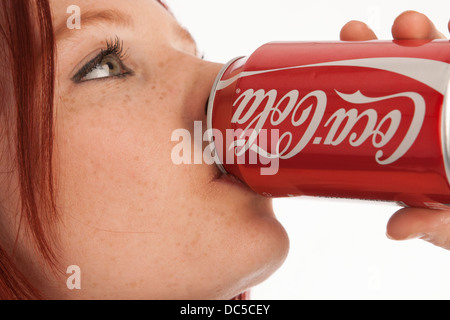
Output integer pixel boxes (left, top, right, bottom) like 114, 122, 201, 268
0, 1, 448, 299
52, 0, 291, 300
341, 11, 450, 251
2, 0, 290, 299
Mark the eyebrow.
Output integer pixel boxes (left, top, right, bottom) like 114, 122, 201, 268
55, 9, 134, 41
55, 7, 199, 56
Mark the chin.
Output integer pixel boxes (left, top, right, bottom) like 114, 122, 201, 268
247, 215, 290, 283
180, 169, 291, 298
224, 206, 290, 298
182, 196, 289, 300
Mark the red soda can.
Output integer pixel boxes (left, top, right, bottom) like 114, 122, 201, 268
207, 40, 450, 209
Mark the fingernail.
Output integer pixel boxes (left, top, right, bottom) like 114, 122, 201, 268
406, 233, 426, 240
385, 232, 424, 240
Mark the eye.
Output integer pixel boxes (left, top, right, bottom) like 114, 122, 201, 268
82, 54, 129, 81
72, 37, 133, 83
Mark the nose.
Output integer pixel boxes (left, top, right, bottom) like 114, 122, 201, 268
164, 53, 226, 178
179, 56, 224, 124
195, 60, 224, 122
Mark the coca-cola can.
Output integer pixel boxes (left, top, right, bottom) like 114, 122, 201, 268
207, 40, 450, 209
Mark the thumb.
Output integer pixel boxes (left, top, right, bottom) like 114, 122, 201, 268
387, 208, 450, 250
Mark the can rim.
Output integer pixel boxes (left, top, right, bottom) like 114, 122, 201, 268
206, 56, 244, 175
441, 74, 450, 187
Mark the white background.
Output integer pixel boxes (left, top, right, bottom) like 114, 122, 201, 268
166, 0, 450, 299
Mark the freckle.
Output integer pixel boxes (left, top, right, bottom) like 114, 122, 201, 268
129, 282, 137, 288
61, 97, 76, 113
151, 85, 156, 90
63, 97, 76, 105
145, 99, 151, 105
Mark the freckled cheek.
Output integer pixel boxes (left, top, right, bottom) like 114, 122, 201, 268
54, 100, 171, 199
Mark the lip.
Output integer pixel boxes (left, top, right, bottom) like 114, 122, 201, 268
213, 171, 257, 194
211, 170, 276, 218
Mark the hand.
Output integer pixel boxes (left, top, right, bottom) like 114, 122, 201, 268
340, 10, 448, 40
340, 11, 450, 250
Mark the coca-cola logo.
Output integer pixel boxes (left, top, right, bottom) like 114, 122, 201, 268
231, 88, 426, 165
170, 57, 447, 177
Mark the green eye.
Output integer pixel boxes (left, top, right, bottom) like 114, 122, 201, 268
82, 55, 125, 81
72, 37, 133, 83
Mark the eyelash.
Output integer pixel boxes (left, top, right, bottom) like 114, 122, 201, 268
72, 37, 132, 83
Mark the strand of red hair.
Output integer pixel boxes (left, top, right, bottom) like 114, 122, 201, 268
0, 0, 58, 300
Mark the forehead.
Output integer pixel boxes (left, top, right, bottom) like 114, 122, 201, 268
49, 0, 158, 13
49, 0, 161, 29
49, 0, 188, 47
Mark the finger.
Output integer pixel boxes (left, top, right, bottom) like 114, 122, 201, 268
386, 207, 450, 250
340, 20, 378, 41
391, 10, 446, 40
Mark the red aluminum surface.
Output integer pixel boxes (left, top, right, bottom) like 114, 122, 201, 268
207, 40, 450, 208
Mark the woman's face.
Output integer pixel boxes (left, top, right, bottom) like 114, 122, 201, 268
42, 0, 289, 299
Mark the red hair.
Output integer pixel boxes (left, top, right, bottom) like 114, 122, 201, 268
0, 0, 57, 299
